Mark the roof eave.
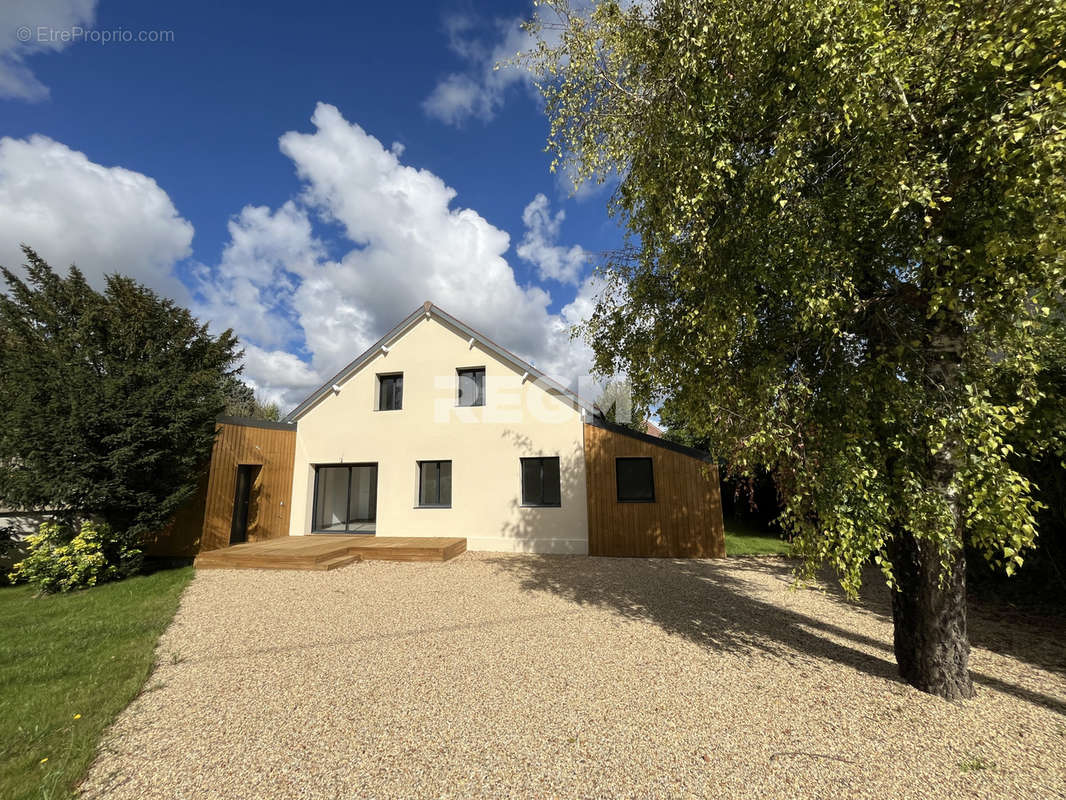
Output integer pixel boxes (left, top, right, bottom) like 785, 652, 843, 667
282, 305, 426, 422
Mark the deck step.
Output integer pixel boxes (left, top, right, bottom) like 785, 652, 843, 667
193, 535, 466, 570
195, 558, 320, 570
315, 553, 362, 570
357, 540, 467, 562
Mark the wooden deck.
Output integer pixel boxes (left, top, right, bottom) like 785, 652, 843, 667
193, 535, 467, 571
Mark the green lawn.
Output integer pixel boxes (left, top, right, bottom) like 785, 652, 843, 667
723, 516, 792, 556
0, 567, 192, 800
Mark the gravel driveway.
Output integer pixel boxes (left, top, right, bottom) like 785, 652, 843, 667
80, 554, 1066, 799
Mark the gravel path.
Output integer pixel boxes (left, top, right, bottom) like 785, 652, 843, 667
80, 554, 1066, 799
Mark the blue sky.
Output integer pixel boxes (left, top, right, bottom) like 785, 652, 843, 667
1, 0, 618, 408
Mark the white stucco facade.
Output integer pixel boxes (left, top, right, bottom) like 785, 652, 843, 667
287, 311, 589, 554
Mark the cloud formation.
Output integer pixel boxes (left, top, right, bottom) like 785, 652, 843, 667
0, 105, 598, 412
517, 193, 589, 285
196, 103, 596, 408
422, 15, 543, 126
0, 133, 193, 298
421, 5, 618, 204
0, 0, 97, 101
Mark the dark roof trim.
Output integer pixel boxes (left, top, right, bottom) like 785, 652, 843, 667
216, 416, 297, 431
587, 416, 715, 463
283, 301, 596, 423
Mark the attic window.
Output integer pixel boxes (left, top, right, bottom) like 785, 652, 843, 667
378, 373, 403, 411
457, 367, 485, 407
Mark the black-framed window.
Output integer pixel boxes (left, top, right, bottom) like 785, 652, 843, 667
616, 457, 655, 503
418, 460, 452, 507
521, 457, 561, 507
378, 373, 403, 410
457, 367, 485, 407
312, 464, 378, 532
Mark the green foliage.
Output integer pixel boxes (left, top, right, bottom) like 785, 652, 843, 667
9, 520, 142, 594
977, 316, 1066, 595
0, 566, 192, 800
527, 0, 1066, 597
0, 247, 241, 540
658, 401, 710, 451
0, 525, 15, 559
222, 375, 281, 421
594, 379, 645, 430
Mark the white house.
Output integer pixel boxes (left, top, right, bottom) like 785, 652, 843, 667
149, 302, 725, 561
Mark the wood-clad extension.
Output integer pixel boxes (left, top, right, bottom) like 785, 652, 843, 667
583, 422, 725, 558
193, 535, 467, 570
201, 418, 296, 552
145, 417, 297, 556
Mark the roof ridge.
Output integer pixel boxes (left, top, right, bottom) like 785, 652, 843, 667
283, 302, 594, 422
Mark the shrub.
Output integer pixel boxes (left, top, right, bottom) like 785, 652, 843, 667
0, 523, 16, 586
8, 520, 142, 593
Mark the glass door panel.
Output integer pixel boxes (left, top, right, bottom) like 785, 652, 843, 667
314, 466, 350, 531
347, 465, 377, 530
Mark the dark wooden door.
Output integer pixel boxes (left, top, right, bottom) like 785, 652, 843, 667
230, 465, 257, 544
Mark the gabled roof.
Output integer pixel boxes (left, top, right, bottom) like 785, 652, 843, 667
283, 301, 597, 423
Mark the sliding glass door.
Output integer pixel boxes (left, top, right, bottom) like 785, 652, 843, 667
313, 464, 377, 533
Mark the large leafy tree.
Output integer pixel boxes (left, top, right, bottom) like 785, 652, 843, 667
528, 0, 1066, 697
0, 248, 241, 539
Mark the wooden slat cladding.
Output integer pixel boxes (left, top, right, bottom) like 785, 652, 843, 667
200, 421, 296, 552
147, 420, 296, 556
583, 424, 725, 558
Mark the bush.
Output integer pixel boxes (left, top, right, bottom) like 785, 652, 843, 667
8, 520, 142, 593
0, 524, 16, 586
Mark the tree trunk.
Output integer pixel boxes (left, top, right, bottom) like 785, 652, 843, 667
883, 308, 976, 700
888, 529, 975, 699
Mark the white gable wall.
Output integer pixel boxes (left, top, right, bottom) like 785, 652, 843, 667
288, 315, 589, 553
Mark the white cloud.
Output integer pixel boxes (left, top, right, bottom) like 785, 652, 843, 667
199, 103, 597, 409
423, 73, 496, 125
517, 193, 588, 285
421, 2, 645, 140
442, 14, 488, 62
240, 344, 322, 401
0, 107, 600, 412
424, 11, 612, 195
191, 201, 318, 349
423, 15, 547, 126
0, 133, 194, 298
0, 0, 97, 100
